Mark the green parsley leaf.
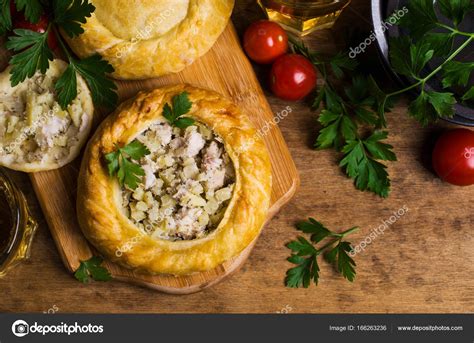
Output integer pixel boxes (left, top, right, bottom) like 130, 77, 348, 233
340, 132, 396, 198
424, 33, 454, 57
74, 256, 112, 283
286, 237, 319, 288
121, 158, 145, 190
315, 110, 340, 149
105, 140, 150, 190
53, 0, 95, 38
391, 37, 434, 78
315, 110, 357, 150
172, 92, 193, 117
162, 92, 195, 128
409, 91, 456, 126
286, 254, 319, 288
363, 131, 397, 161
162, 103, 174, 122
14, 0, 44, 24
296, 218, 332, 243
121, 140, 150, 160
55, 64, 78, 109
462, 86, 474, 101
389, 36, 414, 78
287, 236, 318, 256
325, 241, 357, 282
105, 150, 120, 176
312, 87, 326, 110
286, 220, 358, 288
409, 41, 434, 75
6, 29, 54, 86
426, 91, 456, 117
58, 55, 117, 109
329, 52, 358, 79
367, 76, 394, 127
442, 61, 474, 88
174, 117, 196, 129
0, 0, 12, 35
398, 0, 438, 37
437, 0, 472, 26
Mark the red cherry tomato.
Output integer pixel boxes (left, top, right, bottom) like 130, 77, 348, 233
243, 20, 288, 64
432, 128, 474, 186
270, 54, 317, 101
13, 14, 58, 50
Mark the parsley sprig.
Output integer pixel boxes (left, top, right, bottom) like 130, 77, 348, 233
286, 218, 358, 288
105, 140, 150, 190
163, 92, 195, 128
2, 0, 118, 109
291, 0, 473, 198
74, 256, 112, 283
291, 39, 397, 198
6, 29, 53, 85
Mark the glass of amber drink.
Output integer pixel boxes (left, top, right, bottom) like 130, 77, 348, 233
258, 0, 352, 36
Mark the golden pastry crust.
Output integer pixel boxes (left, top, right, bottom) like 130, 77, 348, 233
63, 0, 234, 80
77, 85, 272, 275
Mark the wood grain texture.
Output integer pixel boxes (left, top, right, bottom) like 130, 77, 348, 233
0, 0, 473, 313
27, 23, 299, 293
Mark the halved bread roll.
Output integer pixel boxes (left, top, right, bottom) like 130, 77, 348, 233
0, 59, 94, 172
62, 0, 235, 80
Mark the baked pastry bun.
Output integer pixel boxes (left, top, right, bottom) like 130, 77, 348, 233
0, 59, 94, 172
77, 85, 272, 275
63, 0, 235, 80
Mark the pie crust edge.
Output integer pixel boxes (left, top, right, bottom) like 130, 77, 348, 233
77, 84, 272, 276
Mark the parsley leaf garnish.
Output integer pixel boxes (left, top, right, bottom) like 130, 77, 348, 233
409, 91, 456, 125
438, 0, 472, 26
0, 0, 12, 35
162, 92, 195, 128
286, 238, 319, 288
290, 0, 473, 197
325, 241, 356, 282
52, 0, 95, 38
105, 140, 150, 190
14, 0, 44, 24
462, 87, 474, 101
74, 256, 112, 283
55, 54, 118, 109
6, 29, 54, 86
340, 131, 396, 198
286, 219, 358, 288
5, 0, 118, 109
442, 61, 474, 88
398, 0, 438, 38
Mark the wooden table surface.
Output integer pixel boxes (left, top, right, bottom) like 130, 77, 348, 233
1, 0, 473, 313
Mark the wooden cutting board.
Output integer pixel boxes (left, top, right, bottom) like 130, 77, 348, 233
18, 23, 299, 294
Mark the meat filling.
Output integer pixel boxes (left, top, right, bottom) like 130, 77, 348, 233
0, 71, 88, 164
121, 121, 236, 241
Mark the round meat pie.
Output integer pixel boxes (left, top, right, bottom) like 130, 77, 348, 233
77, 85, 272, 276
0, 59, 94, 172
63, 0, 235, 79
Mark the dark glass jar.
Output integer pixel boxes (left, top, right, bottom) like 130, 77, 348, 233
0, 168, 38, 277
